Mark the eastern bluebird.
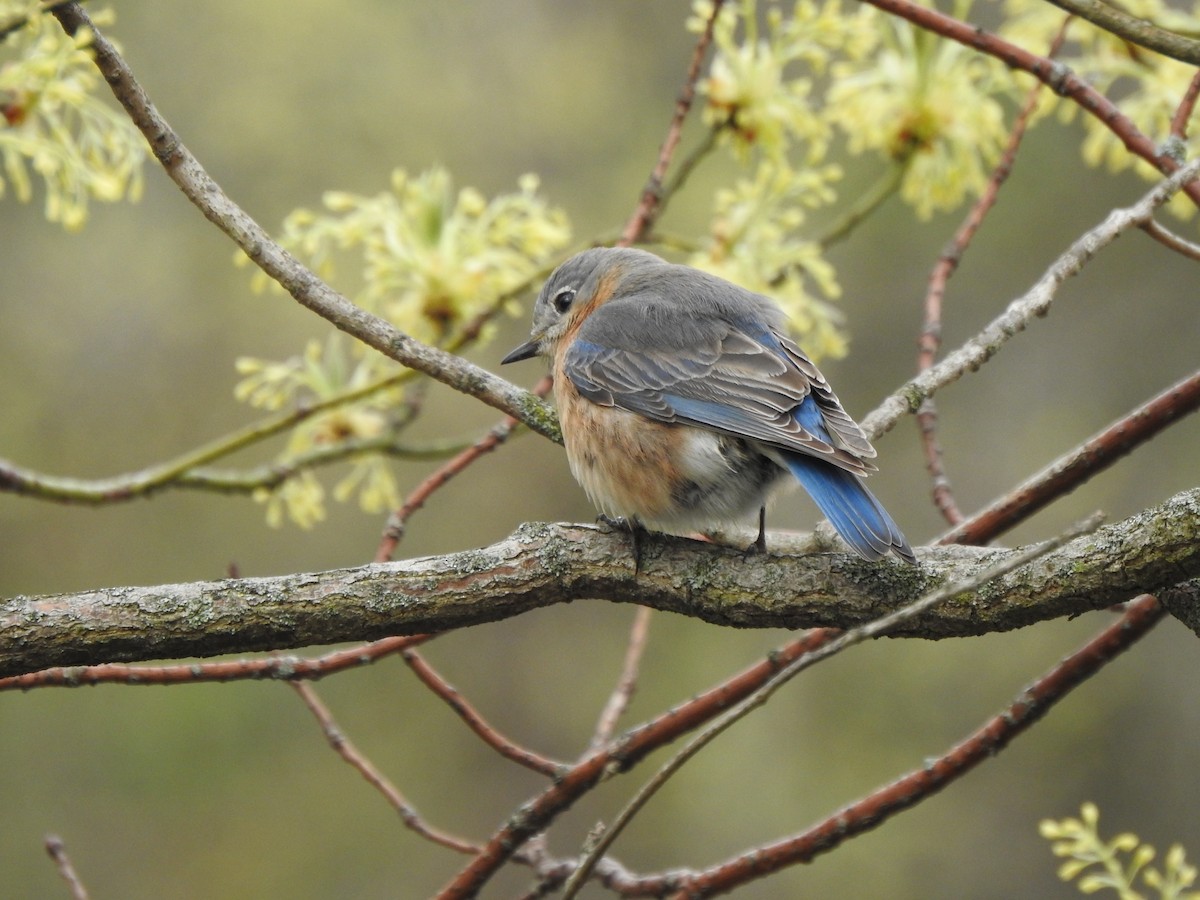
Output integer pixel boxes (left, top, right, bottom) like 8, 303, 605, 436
501, 247, 917, 564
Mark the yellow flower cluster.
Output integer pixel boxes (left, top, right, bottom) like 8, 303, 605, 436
236, 335, 404, 527
828, 17, 1017, 219
1041, 803, 1200, 898
237, 171, 570, 526
1003, 0, 1200, 218
693, 0, 1019, 221
0, 3, 145, 230
269, 167, 570, 345
693, 0, 878, 162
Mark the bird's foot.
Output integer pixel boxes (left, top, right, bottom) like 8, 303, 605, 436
597, 515, 648, 574
742, 536, 767, 557
742, 506, 769, 556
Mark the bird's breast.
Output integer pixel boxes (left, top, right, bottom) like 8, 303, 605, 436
553, 372, 787, 533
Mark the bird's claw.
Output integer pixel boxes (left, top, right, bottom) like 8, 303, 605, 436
743, 506, 768, 556
597, 515, 647, 573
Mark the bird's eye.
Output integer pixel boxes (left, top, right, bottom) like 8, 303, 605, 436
552, 287, 576, 314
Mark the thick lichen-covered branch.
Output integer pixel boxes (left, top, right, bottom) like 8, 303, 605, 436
1, 488, 1197, 678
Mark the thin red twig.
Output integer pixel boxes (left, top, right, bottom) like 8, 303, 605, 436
916, 16, 1072, 527
400, 647, 564, 776
375, 372, 551, 560
941, 368, 1200, 546
618, 0, 726, 246
1170, 70, 1200, 141
435, 629, 838, 899
0, 635, 430, 692
661, 595, 1165, 898
590, 606, 653, 749
291, 681, 481, 855
914, 399, 963, 523
44, 834, 90, 900
858, 0, 1200, 208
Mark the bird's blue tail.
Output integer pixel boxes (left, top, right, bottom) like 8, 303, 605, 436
782, 453, 916, 564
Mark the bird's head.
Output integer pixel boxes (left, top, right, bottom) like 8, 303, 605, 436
500, 247, 666, 364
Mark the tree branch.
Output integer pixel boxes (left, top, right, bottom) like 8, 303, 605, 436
44, 834, 90, 900
940, 368, 1200, 546
558, 517, 1097, 898
619, 0, 725, 245
2, 488, 1198, 678
861, 159, 1200, 440
663, 593, 1167, 897
916, 17, 1070, 527
0, 635, 431, 691
857, 0, 1200, 207
1041, 0, 1200, 66
0, 431, 467, 504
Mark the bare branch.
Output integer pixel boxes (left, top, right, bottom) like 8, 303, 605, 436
1141, 218, 1200, 261
941, 369, 1200, 546
0, 635, 429, 692
374, 375, 553, 562
916, 17, 1071, 528
862, 159, 1200, 440
44, 834, 90, 900
0, 370, 413, 504
2, 488, 1198, 677
0, 431, 468, 504
291, 681, 480, 854
559, 517, 1100, 898
436, 628, 836, 899
400, 647, 565, 775
590, 606, 653, 749
1170, 70, 1200, 142
1041, 0, 1200, 66
619, 0, 726, 245
663, 594, 1166, 897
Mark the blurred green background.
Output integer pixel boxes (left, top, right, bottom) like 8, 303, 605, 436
2, 2, 1199, 897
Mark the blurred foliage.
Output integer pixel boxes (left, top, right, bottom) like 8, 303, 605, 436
248, 168, 570, 346
0, 2, 144, 229
1042, 803, 1200, 899
234, 167, 570, 525
1002, 0, 1200, 217
827, 8, 1017, 218
693, 0, 871, 162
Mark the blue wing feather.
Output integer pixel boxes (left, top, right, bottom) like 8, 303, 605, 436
565, 304, 875, 473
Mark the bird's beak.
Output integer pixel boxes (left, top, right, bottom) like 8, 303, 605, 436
501, 336, 542, 364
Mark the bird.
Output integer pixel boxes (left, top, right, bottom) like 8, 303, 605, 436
501, 247, 916, 564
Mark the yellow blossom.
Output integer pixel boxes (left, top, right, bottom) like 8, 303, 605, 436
0, 4, 145, 230
828, 17, 1018, 218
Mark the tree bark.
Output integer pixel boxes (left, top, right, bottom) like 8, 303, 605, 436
2, 488, 1198, 678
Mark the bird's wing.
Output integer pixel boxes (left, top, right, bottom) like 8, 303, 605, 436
563, 293, 877, 473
